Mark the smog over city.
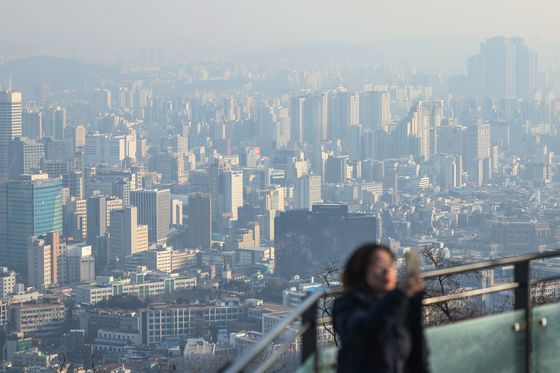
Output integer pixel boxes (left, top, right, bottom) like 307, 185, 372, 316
0, 1, 559, 372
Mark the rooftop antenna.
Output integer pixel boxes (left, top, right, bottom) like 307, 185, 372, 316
7, 74, 12, 92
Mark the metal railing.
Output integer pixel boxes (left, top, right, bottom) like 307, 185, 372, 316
220, 250, 560, 373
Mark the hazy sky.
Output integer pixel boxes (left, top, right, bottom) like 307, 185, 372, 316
1, 0, 558, 61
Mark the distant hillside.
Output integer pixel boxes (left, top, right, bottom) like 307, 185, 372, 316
0, 56, 121, 93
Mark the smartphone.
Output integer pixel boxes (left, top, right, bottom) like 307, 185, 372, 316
404, 249, 421, 275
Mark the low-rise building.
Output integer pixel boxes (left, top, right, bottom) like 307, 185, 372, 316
139, 300, 241, 344
74, 274, 197, 304
9, 302, 66, 337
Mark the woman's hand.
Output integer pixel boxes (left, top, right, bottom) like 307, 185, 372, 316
402, 272, 424, 298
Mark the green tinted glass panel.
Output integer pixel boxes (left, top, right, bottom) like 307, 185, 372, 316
533, 303, 560, 372
426, 310, 525, 373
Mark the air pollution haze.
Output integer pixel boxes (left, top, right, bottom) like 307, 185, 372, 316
2, 1, 560, 372
1, 0, 558, 62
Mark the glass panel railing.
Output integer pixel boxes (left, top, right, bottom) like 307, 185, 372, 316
532, 303, 560, 373
426, 310, 525, 373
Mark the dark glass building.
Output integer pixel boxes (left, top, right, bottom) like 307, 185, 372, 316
274, 204, 376, 278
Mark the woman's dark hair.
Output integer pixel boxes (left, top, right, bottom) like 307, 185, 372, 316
342, 243, 395, 293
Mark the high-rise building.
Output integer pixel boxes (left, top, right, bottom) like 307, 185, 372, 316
171, 199, 183, 226
86, 195, 123, 246
275, 204, 376, 278
27, 236, 54, 289
58, 244, 95, 284
112, 180, 131, 207
290, 96, 306, 144
360, 91, 391, 132
9, 138, 45, 178
325, 156, 349, 184
84, 134, 126, 166
70, 124, 86, 152
0, 174, 63, 276
468, 37, 538, 98
187, 193, 212, 249
131, 189, 170, 244
466, 122, 492, 186
0, 91, 23, 181
52, 107, 66, 140
294, 175, 322, 210
222, 170, 243, 221
108, 206, 147, 268
303, 93, 328, 145
328, 91, 359, 140
22, 111, 43, 140
69, 170, 84, 199
400, 100, 443, 161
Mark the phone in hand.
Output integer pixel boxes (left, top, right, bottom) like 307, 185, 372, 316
404, 249, 421, 276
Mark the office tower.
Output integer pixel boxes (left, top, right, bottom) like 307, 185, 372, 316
171, 199, 183, 225
84, 134, 126, 166
109, 206, 147, 268
303, 93, 328, 144
58, 244, 95, 284
325, 155, 349, 184
360, 91, 391, 132
112, 179, 131, 207
86, 195, 123, 246
155, 151, 187, 184
222, 170, 243, 221
70, 124, 86, 151
131, 189, 170, 244
328, 91, 359, 140
275, 108, 291, 149
347, 125, 363, 161
44, 138, 74, 161
65, 197, 87, 241
0, 91, 22, 181
466, 122, 491, 186
9, 138, 45, 178
437, 124, 466, 155
433, 154, 463, 190
53, 107, 66, 140
27, 237, 53, 288
294, 175, 322, 210
0, 174, 63, 276
22, 111, 43, 139
275, 204, 377, 278
290, 96, 305, 144
68, 170, 84, 199
468, 37, 538, 98
403, 100, 444, 161
187, 193, 212, 249
93, 88, 112, 112
263, 186, 285, 212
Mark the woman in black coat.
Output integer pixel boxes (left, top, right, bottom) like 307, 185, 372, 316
332, 243, 429, 373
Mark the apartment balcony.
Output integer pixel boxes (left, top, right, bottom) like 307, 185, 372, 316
220, 251, 560, 373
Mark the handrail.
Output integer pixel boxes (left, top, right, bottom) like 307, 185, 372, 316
221, 250, 560, 373
420, 251, 560, 278
219, 290, 325, 373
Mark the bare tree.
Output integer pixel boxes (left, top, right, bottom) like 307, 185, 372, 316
420, 246, 486, 326
315, 261, 341, 347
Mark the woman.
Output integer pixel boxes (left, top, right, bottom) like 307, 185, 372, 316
332, 243, 429, 373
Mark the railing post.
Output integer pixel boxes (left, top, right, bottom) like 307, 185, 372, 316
301, 295, 318, 371
514, 261, 531, 373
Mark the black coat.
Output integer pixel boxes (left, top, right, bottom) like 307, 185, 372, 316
332, 288, 429, 373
